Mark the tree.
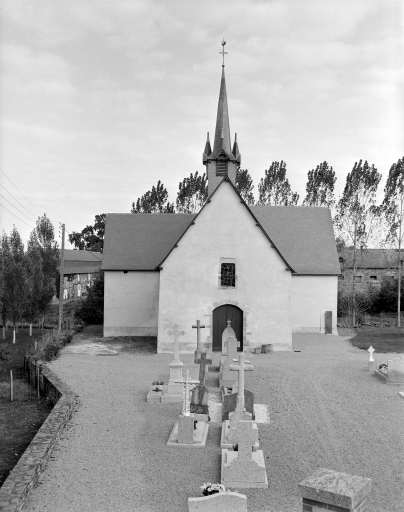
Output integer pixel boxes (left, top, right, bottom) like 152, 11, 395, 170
0, 232, 11, 336
302, 161, 336, 208
75, 271, 104, 324
68, 214, 106, 253
334, 160, 381, 325
257, 161, 299, 206
3, 227, 29, 330
34, 215, 59, 318
236, 168, 255, 205
131, 180, 175, 214
380, 156, 404, 326
176, 171, 207, 213
24, 230, 45, 327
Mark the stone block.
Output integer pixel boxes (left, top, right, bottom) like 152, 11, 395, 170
167, 419, 209, 448
368, 360, 375, 372
146, 387, 162, 403
188, 491, 247, 512
222, 387, 255, 421
262, 344, 273, 354
298, 468, 371, 511
387, 357, 404, 384
221, 448, 268, 488
221, 419, 259, 450
190, 384, 209, 415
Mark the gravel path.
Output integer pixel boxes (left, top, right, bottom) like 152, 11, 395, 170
24, 330, 404, 512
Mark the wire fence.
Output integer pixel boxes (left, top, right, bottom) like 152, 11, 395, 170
0, 365, 41, 402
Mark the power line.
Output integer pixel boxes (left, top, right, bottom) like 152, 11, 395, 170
0, 167, 42, 214
0, 203, 36, 229
0, 183, 37, 219
0, 193, 36, 223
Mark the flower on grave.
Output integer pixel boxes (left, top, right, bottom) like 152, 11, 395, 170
200, 483, 226, 496
378, 363, 388, 373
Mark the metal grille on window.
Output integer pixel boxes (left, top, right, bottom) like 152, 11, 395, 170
221, 263, 235, 287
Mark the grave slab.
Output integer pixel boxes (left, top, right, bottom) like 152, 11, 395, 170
146, 387, 163, 403
188, 491, 247, 512
221, 387, 255, 421
387, 357, 404, 384
167, 419, 209, 448
221, 418, 259, 450
190, 384, 209, 415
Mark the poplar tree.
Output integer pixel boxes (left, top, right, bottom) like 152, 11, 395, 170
25, 231, 45, 329
334, 160, 381, 325
303, 161, 336, 208
380, 156, 404, 326
131, 180, 175, 213
236, 168, 255, 205
176, 171, 207, 213
258, 161, 299, 206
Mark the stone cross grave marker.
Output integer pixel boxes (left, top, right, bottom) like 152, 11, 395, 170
175, 369, 200, 416
230, 353, 253, 413
367, 345, 376, 371
168, 323, 185, 363
368, 346, 375, 361
222, 319, 236, 354
192, 320, 206, 352
195, 352, 213, 386
234, 420, 259, 461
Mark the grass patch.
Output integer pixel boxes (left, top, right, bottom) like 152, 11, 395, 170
349, 326, 404, 353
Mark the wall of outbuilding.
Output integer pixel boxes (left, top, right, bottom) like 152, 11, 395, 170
104, 271, 159, 336
291, 275, 338, 334
157, 181, 293, 354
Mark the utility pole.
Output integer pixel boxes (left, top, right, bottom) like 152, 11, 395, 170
58, 223, 65, 333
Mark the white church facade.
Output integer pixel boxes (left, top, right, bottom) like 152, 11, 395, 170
102, 64, 340, 353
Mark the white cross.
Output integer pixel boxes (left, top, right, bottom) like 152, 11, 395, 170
230, 353, 253, 412
368, 346, 375, 362
168, 323, 185, 363
174, 369, 200, 416
192, 320, 206, 351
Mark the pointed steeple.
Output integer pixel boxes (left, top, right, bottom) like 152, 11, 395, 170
203, 132, 212, 164
232, 132, 241, 163
211, 67, 233, 159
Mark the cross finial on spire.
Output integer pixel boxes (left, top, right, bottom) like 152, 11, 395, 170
219, 39, 227, 67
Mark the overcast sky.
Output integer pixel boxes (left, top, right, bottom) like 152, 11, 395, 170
0, 0, 402, 248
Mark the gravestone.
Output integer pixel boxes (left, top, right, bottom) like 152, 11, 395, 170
367, 346, 375, 372
167, 370, 209, 447
387, 357, 404, 384
221, 420, 268, 488
222, 387, 255, 421
160, 324, 185, 403
188, 491, 247, 512
193, 320, 206, 362
325, 311, 332, 334
190, 352, 213, 415
220, 336, 240, 388
222, 319, 236, 355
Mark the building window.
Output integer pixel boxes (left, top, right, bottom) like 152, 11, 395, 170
338, 275, 344, 280
216, 156, 228, 176
221, 263, 236, 287
370, 275, 377, 281
355, 275, 363, 282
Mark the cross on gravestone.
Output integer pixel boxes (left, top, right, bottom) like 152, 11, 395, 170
368, 346, 375, 362
168, 323, 185, 363
222, 320, 236, 354
233, 420, 257, 461
192, 320, 206, 352
194, 351, 213, 385
175, 369, 200, 416
230, 353, 253, 412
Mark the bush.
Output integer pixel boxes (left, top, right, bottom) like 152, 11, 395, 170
0, 343, 11, 362
375, 277, 404, 313
338, 289, 375, 325
29, 330, 73, 362
75, 271, 104, 324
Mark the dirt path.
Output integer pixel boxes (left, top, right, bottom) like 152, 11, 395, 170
24, 329, 404, 512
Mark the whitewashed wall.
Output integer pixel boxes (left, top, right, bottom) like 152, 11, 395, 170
104, 271, 159, 336
291, 275, 338, 334
157, 181, 293, 354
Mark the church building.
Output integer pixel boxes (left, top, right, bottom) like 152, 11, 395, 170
102, 60, 340, 353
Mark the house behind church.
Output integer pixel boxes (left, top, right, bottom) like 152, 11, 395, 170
58, 249, 103, 301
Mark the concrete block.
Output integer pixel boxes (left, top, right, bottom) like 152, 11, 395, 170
167, 420, 209, 448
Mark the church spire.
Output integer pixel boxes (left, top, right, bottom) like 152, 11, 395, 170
211, 65, 232, 158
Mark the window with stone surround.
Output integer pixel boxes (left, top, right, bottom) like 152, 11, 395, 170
370, 275, 377, 281
219, 258, 236, 288
355, 275, 363, 282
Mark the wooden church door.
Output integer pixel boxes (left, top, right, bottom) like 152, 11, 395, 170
212, 304, 243, 352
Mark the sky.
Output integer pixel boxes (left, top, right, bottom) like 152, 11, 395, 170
0, 0, 402, 249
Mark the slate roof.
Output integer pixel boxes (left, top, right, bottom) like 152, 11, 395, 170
102, 181, 340, 275
338, 249, 402, 269
60, 249, 103, 275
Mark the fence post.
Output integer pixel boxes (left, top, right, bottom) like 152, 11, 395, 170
10, 370, 13, 402
36, 362, 40, 398
13, 329, 16, 344
29, 323, 32, 336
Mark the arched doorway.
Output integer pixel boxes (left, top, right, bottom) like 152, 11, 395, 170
212, 304, 243, 352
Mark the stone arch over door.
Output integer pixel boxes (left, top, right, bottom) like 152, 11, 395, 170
207, 300, 250, 352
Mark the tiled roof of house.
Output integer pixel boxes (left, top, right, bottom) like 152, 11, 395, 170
59, 250, 103, 275
338, 249, 402, 269
102, 180, 340, 275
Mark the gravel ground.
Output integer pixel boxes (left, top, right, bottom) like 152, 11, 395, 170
24, 330, 404, 512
